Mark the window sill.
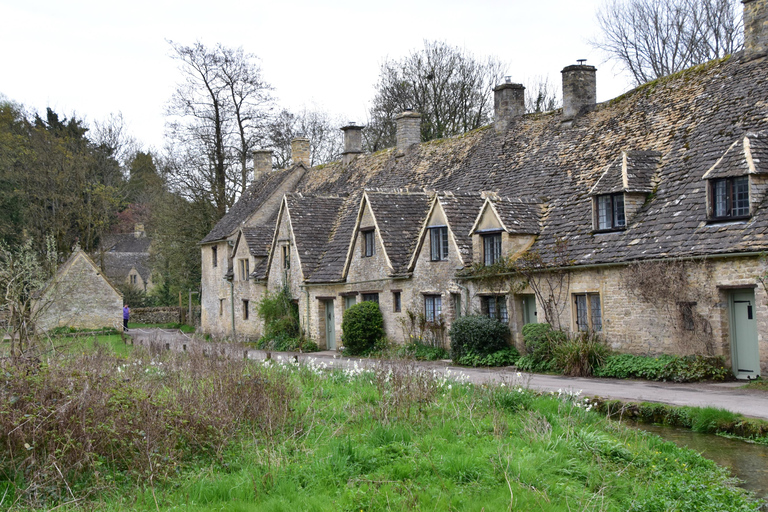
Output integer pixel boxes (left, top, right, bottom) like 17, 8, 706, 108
706, 215, 750, 224
592, 227, 626, 234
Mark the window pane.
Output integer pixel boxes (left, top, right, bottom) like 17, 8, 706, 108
499, 298, 508, 323
613, 194, 625, 227
364, 231, 375, 257
575, 295, 588, 331
590, 294, 602, 331
440, 227, 449, 260
484, 234, 502, 265
485, 297, 496, 319
714, 180, 728, 217
362, 293, 379, 304
598, 196, 612, 229
430, 228, 439, 260
393, 292, 401, 312
344, 296, 356, 310
733, 177, 749, 216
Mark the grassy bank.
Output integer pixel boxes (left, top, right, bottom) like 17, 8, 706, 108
1, 343, 763, 511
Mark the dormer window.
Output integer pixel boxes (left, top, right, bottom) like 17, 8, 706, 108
482, 232, 502, 265
362, 229, 375, 257
430, 226, 449, 261
596, 193, 625, 231
710, 176, 749, 219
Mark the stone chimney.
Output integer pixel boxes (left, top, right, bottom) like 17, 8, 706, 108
395, 110, 421, 154
252, 149, 272, 181
493, 78, 525, 133
561, 61, 597, 124
341, 123, 364, 165
291, 137, 310, 166
743, 0, 768, 59
134, 223, 144, 238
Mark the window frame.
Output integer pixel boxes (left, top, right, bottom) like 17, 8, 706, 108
212, 245, 218, 268
362, 229, 375, 258
709, 176, 750, 220
482, 232, 502, 266
392, 291, 402, 313
130, 274, 137, 285
344, 295, 357, 310
574, 293, 602, 332
239, 258, 250, 281
595, 193, 626, 231
424, 294, 442, 323
482, 295, 509, 323
361, 292, 379, 304
429, 226, 449, 261
282, 245, 290, 270
242, 299, 250, 320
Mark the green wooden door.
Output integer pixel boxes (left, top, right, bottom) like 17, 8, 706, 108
730, 289, 760, 380
324, 300, 336, 350
522, 294, 537, 326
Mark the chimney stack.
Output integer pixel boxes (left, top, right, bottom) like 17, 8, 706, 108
134, 223, 144, 238
341, 123, 364, 165
493, 78, 525, 132
291, 137, 310, 167
395, 110, 421, 154
252, 149, 272, 181
743, 0, 768, 59
561, 61, 596, 124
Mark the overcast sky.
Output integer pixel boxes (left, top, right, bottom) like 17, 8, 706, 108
0, 0, 633, 151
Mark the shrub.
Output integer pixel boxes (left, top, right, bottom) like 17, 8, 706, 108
594, 354, 731, 382
257, 285, 302, 349
342, 301, 385, 355
397, 340, 449, 361
449, 315, 511, 363
519, 323, 565, 373
456, 347, 519, 367
552, 331, 609, 377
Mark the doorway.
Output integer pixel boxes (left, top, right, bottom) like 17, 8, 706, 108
324, 300, 336, 350
729, 289, 760, 380
522, 294, 537, 326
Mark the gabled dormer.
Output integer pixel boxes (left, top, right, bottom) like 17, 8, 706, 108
469, 194, 542, 266
589, 150, 660, 232
702, 132, 768, 222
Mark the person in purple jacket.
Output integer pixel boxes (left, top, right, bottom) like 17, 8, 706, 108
123, 305, 130, 332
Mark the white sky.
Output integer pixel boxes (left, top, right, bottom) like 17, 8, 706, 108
0, 0, 633, 151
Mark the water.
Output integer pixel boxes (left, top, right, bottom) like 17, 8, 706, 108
632, 423, 768, 502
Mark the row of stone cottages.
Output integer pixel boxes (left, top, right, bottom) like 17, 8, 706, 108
200, 0, 768, 379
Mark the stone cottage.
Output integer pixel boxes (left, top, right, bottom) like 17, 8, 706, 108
99, 224, 154, 292
200, 0, 768, 379
35, 249, 123, 332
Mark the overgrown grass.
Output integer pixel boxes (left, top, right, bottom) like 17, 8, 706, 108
1, 347, 762, 511
743, 378, 768, 391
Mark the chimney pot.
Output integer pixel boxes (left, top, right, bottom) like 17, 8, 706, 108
561, 63, 597, 124
291, 138, 310, 167
341, 123, 364, 165
743, 0, 768, 59
493, 81, 525, 133
252, 149, 272, 181
395, 110, 422, 154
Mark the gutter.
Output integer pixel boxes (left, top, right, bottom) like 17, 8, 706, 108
301, 275, 412, 288
455, 251, 767, 280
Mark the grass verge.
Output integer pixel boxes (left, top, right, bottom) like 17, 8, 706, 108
1, 349, 763, 511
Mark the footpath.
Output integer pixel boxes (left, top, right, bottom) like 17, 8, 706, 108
127, 329, 768, 421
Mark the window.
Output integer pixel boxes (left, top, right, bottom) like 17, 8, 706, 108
482, 233, 502, 265
212, 245, 218, 268
242, 299, 250, 320
596, 193, 625, 230
363, 229, 375, 257
424, 295, 442, 322
361, 292, 379, 304
219, 298, 224, 316
393, 291, 402, 313
710, 177, 749, 219
239, 259, 249, 281
282, 245, 290, 269
130, 274, 137, 285
344, 295, 357, 310
574, 293, 602, 331
430, 226, 449, 261
483, 296, 508, 323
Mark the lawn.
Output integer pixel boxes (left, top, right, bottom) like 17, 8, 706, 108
0, 346, 762, 511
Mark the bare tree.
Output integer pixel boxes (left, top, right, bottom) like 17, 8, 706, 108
165, 41, 272, 218
365, 41, 506, 151
592, 0, 743, 85
268, 107, 343, 168
524, 76, 561, 114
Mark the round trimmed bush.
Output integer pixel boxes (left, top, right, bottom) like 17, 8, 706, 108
449, 315, 511, 362
341, 301, 385, 355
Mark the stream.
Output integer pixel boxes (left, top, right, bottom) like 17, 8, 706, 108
632, 423, 768, 503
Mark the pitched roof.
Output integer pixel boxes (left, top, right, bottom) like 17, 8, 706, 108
203, 54, 768, 269
703, 131, 768, 179
438, 193, 486, 264
284, 194, 347, 280
489, 197, 543, 235
102, 252, 151, 283
590, 150, 660, 195
101, 233, 151, 254
242, 227, 273, 257
364, 190, 432, 276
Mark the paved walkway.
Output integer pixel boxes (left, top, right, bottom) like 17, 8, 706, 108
127, 329, 768, 421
